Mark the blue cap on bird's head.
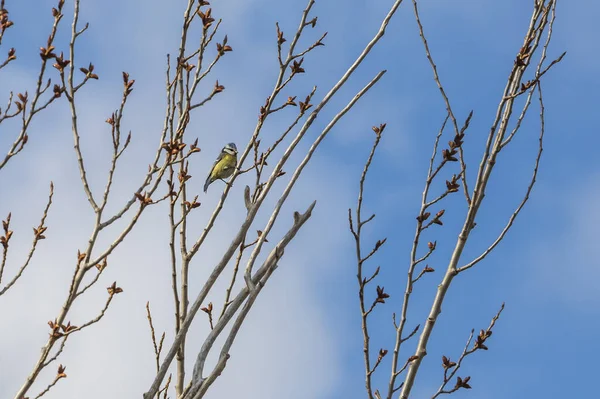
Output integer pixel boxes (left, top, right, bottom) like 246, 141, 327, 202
224, 142, 237, 154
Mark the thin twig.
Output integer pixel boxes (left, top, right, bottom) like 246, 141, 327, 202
350, 125, 385, 399
431, 304, 505, 398
219, 240, 248, 320
0, 3, 63, 170
0, 183, 54, 296
387, 114, 451, 398
146, 302, 163, 373
411, 0, 471, 204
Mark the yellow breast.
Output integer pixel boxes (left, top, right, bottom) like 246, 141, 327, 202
212, 153, 237, 179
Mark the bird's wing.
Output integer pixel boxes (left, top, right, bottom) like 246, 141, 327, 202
207, 152, 225, 179
204, 151, 225, 191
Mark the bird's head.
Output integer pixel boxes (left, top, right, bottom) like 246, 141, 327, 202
223, 142, 237, 155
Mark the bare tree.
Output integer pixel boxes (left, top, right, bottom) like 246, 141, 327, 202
349, 0, 564, 398
1, 0, 403, 398
0, 0, 564, 398
142, 0, 408, 397
2, 0, 186, 396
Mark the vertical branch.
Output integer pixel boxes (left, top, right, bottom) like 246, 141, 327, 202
349, 124, 386, 399
168, 165, 184, 396
159, 1, 228, 396
65, 0, 97, 211
177, 164, 190, 396
385, 114, 452, 399
146, 302, 165, 375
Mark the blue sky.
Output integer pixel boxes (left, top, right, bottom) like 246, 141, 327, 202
0, 0, 598, 398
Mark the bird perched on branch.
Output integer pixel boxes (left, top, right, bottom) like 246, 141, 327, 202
203, 142, 238, 192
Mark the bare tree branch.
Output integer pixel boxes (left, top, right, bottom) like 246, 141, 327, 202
0, 0, 64, 170
398, 2, 561, 398
183, 202, 317, 399
458, 82, 546, 273
349, 124, 386, 399
431, 304, 504, 398
411, 0, 471, 204
0, 182, 54, 296
145, 0, 405, 394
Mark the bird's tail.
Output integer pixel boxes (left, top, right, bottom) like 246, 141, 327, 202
203, 176, 212, 192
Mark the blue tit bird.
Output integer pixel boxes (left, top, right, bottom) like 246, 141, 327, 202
203, 142, 238, 192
